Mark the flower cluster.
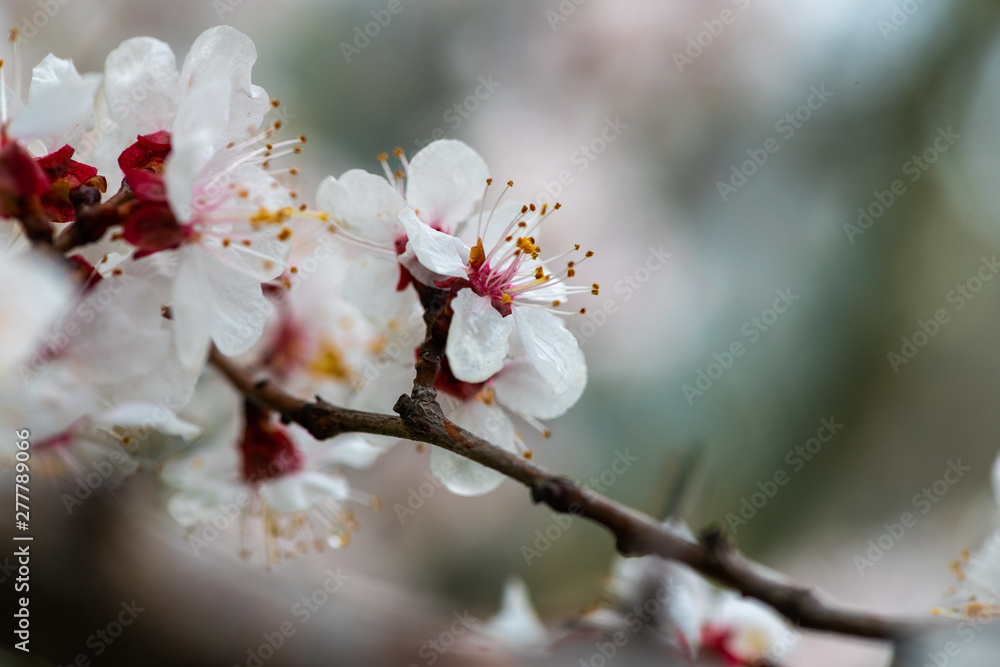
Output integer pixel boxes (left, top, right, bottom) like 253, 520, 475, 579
0, 26, 598, 563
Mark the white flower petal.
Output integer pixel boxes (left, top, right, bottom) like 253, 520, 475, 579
101, 37, 179, 138
0, 253, 72, 376
166, 63, 232, 218
178, 26, 270, 143
433, 401, 516, 496
167, 481, 244, 526
406, 139, 489, 230
493, 349, 586, 420
342, 254, 420, 331
171, 248, 214, 370
316, 171, 406, 245
480, 576, 549, 652
446, 290, 511, 383
94, 403, 201, 441
512, 306, 579, 394
195, 247, 272, 357
398, 208, 470, 278
66, 262, 171, 384
713, 595, 794, 663
260, 470, 350, 513
475, 200, 527, 250
311, 432, 390, 469
10, 55, 98, 145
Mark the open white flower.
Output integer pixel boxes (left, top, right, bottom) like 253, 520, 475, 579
96, 27, 305, 368
162, 389, 379, 565
316, 139, 487, 330
589, 523, 797, 666
399, 195, 595, 394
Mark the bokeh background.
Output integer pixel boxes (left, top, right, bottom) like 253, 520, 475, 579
5, 0, 1000, 665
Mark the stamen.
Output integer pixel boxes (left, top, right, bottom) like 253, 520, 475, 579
475, 178, 492, 239
9, 28, 21, 107
480, 179, 513, 241
393, 147, 409, 171
0, 58, 6, 125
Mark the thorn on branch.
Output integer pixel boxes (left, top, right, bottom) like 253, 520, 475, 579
700, 523, 728, 556
530, 475, 576, 510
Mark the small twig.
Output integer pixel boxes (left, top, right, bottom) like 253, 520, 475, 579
53, 183, 133, 253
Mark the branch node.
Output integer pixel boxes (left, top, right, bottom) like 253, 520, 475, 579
530, 475, 575, 510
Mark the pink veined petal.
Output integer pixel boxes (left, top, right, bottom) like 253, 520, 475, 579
511, 306, 579, 395
398, 208, 470, 277
316, 171, 406, 246
405, 139, 489, 231
446, 289, 511, 383
166, 62, 232, 219
492, 349, 586, 420
178, 26, 270, 144
432, 401, 516, 496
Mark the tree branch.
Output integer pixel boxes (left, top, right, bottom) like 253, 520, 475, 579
207, 284, 942, 644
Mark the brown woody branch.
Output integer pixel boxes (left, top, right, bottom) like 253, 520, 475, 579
208, 283, 941, 644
